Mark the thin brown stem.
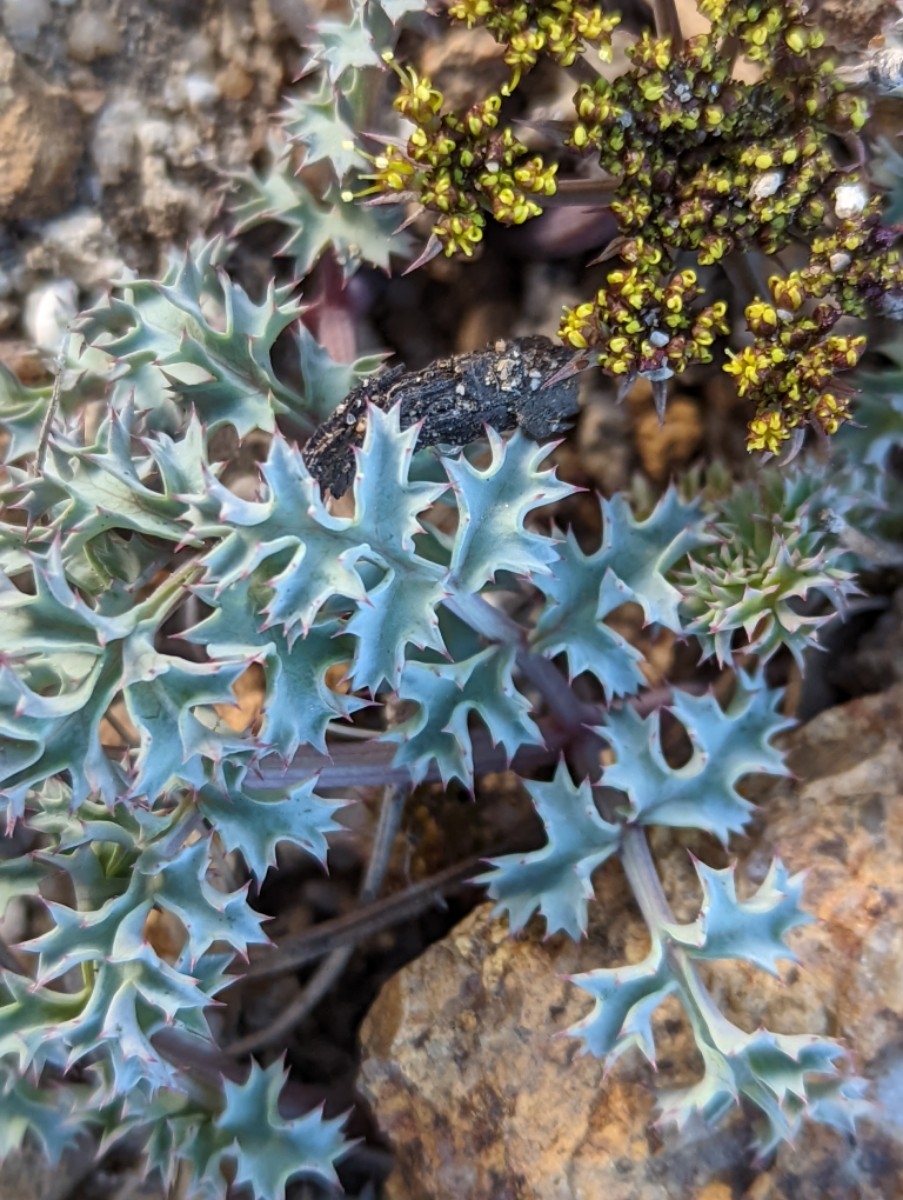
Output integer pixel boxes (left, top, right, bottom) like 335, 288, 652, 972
227, 852, 494, 987
538, 178, 619, 208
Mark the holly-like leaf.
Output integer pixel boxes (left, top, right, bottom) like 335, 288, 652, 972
187, 579, 365, 758
600, 672, 792, 842
478, 761, 621, 938
76, 241, 303, 436
0, 366, 52, 464
567, 939, 675, 1063
281, 77, 364, 179
533, 491, 705, 657
0, 1065, 93, 1164
447, 428, 574, 593
664, 858, 810, 975
659, 1025, 860, 1154
293, 322, 386, 426
531, 535, 646, 699
35, 404, 199, 555
342, 405, 449, 689
389, 645, 542, 786
197, 415, 449, 694
231, 149, 408, 280
197, 778, 347, 883
212, 1060, 349, 1199
198, 434, 363, 630
122, 629, 253, 802
304, 4, 384, 85
139, 838, 269, 965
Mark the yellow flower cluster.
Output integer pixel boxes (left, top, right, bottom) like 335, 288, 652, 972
448, 0, 620, 91
350, 0, 903, 458
560, 259, 729, 387
358, 63, 557, 256
727, 284, 865, 452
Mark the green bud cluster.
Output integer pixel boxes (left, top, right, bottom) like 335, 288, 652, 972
358, 58, 557, 256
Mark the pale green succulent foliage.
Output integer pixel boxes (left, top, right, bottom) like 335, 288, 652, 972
0, 2, 878, 1196
676, 471, 860, 665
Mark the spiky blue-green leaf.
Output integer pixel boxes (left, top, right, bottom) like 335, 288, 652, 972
532, 489, 705, 695
567, 939, 675, 1062
0, 1067, 93, 1164
342, 405, 449, 688
675, 470, 859, 665
198, 435, 363, 625
389, 645, 542, 786
304, 4, 384, 85
31, 405, 197, 555
665, 858, 809, 974
281, 77, 363, 179
197, 414, 449, 692
373, 0, 428, 21
0, 856, 46, 917
121, 630, 252, 801
187, 580, 364, 758
479, 761, 620, 938
139, 838, 269, 964
212, 1060, 349, 1198
0, 656, 125, 813
197, 778, 347, 882
531, 538, 646, 699
293, 322, 386, 426
447, 429, 574, 593
659, 1024, 860, 1153
0, 366, 52, 464
601, 673, 792, 842
75, 241, 302, 435
230, 149, 407, 279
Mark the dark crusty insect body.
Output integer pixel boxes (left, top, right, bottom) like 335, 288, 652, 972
302, 336, 580, 497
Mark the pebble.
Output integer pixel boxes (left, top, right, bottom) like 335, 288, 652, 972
25, 209, 126, 289
1, 0, 51, 42
91, 95, 143, 185
68, 9, 123, 62
23, 279, 79, 353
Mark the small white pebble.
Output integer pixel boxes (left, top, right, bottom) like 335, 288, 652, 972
834, 182, 868, 220
3, 0, 50, 40
24, 280, 79, 352
183, 73, 221, 109
749, 170, 783, 201
649, 329, 670, 348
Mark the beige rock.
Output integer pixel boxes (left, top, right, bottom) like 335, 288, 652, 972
67, 9, 123, 63
360, 685, 903, 1198
634, 396, 705, 483
0, 37, 84, 221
